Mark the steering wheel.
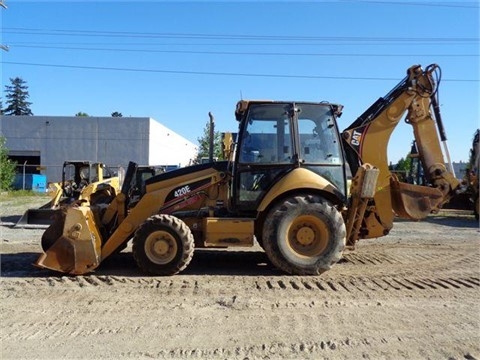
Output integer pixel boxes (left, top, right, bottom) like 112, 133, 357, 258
251, 174, 266, 191
63, 181, 75, 197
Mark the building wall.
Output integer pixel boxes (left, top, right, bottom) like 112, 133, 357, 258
452, 161, 468, 180
0, 115, 197, 182
148, 119, 197, 167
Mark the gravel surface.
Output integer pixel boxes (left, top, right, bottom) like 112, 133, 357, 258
1, 195, 479, 360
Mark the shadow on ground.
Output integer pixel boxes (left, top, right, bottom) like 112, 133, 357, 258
0, 249, 284, 278
394, 213, 478, 228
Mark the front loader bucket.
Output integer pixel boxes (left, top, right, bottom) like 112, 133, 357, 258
15, 208, 60, 228
34, 206, 103, 275
390, 179, 443, 220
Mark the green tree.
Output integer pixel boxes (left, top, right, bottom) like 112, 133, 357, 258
195, 120, 223, 163
395, 157, 411, 172
0, 98, 3, 115
390, 154, 414, 182
75, 112, 89, 117
468, 129, 479, 170
3, 77, 33, 115
0, 136, 17, 191
111, 111, 123, 117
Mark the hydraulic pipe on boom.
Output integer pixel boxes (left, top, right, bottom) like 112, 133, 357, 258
431, 92, 455, 177
342, 64, 460, 243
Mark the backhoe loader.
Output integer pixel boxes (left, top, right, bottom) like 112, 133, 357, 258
35, 63, 460, 276
16, 161, 161, 228
16, 161, 120, 228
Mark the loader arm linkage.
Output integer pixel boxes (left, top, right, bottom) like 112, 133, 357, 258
35, 162, 229, 275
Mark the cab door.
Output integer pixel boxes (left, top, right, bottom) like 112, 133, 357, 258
233, 103, 295, 213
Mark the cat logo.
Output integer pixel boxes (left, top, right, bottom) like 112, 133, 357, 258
351, 130, 362, 146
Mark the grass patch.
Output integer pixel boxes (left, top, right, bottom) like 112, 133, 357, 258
0, 191, 50, 208
0, 190, 49, 198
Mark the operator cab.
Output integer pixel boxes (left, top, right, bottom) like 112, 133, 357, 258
232, 101, 347, 213
61, 161, 114, 198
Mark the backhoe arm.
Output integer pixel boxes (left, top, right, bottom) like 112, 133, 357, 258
342, 64, 460, 242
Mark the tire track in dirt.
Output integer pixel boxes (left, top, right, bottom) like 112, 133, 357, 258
114, 339, 363, 359
106, 337, 480, 360
5, 318, 137, 342
2, 279, 478, 360
342, 249, 478, 267
2, 274, 478, 297
4, 290, 478, 359
253, 275, 480, 294
1, 246, 477, 276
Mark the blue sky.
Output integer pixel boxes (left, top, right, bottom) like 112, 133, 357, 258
1, 0, 478, 164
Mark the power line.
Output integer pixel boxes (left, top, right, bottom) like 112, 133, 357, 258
3, 27, 478, 43
6, 41, 477, 47
3, 61, 478, 82
8, 44, 478, 58
339, 0, 479, 8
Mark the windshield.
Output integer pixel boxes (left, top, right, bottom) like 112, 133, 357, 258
64, 164, 76, 182
239, 104, 292, 164
234, 102, 346, 207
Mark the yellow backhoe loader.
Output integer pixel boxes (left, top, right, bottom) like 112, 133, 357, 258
16, 161, 162, 228
16, 161, 120, 228
35, 64, 460, 276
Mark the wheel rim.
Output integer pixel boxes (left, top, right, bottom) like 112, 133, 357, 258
145, 230, 178, 265
286, 215, 329, 257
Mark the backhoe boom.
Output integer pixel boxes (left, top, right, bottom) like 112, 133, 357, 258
342, 64, 460, 242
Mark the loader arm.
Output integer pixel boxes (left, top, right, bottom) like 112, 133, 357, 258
100, 163, 228, 260
35, 162, 230, 274
342, 64, 460, 241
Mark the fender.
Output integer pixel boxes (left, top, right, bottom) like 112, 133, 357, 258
258, 167, 342, 212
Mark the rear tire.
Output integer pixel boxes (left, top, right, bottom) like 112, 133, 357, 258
262, 194, 345, 275
132, 214, 194, 275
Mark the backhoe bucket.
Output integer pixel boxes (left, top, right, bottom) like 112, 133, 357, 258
390, 179, 443, 220
34, 206, 103, 275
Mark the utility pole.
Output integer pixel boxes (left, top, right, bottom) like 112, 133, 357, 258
1, 1, 8, 51
208, 112, 215, 162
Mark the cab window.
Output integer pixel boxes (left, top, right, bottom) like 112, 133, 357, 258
297, 104, 341, 165
239, 105, 293, 165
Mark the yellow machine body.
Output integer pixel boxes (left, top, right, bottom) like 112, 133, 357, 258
16, 161, 120, 228
35, 64, 460, 276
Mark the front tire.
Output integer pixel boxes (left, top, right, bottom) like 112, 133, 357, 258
132, 214, 194, 275
262, 194, 345, 275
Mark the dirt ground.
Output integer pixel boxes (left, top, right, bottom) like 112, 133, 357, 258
1, 195, 479, 360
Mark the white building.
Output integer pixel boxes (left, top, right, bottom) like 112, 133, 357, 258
0, 115, 198, 181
